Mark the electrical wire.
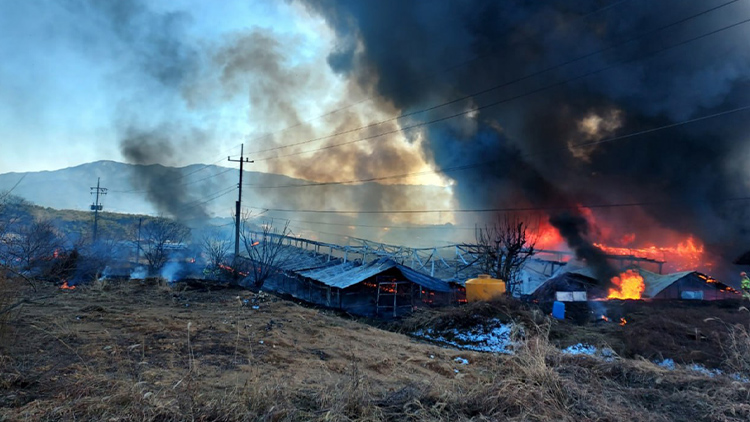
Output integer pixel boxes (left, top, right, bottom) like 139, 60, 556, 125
248, 0, 741, 158
243, 0, 635, 153
110, 143, 242, 194
175, 185, 237, 214
246, 194, 750, 216
241, 101, 750, 190
253, 14, 750, 162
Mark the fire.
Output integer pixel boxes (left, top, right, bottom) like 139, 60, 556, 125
218, 263, 248, 277
608, 269, 645, 300
698, 273, 740, 294
619, 317, 627, 326
600, 315, 610, 322
60, 281, 76, 290
594, 235, 709, 272
251, 241, 260, 247
536, 222, 564, 249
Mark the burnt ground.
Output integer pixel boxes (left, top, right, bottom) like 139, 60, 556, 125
548, 299, 750, 368
398, 298, 750, 369
1, 278, 750, 421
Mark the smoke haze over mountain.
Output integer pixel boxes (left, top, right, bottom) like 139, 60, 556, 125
296, 0, 750, 277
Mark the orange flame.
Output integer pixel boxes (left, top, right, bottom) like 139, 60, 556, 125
594, 235, 710, 272
619, 317, 627, 326
60, 281, 76, 290
536, 222, 564, 249
600, 315, 610, 322
218, 263, 248, 277
608, 269, 644, 300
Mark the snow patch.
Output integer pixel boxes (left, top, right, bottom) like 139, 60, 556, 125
561, 343, 616, 361
562, 343, 597, 355
412, 319, 515, 354
656, 358, 675, 370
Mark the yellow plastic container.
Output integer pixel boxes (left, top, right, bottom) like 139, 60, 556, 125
465, 274, 506, 302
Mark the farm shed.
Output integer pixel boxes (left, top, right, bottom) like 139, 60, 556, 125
639, 269, 740, 300
530, 267, 604, 303
265, 255, 456, 318
529, 263, 740, 302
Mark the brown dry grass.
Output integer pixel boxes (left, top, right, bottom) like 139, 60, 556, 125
1, 281, 749, 421
0, 272, 20, 345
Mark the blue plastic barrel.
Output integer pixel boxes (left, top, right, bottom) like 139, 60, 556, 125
552, 301, 565, 320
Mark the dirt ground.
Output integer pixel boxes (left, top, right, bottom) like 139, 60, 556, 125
1, 278, 750, 421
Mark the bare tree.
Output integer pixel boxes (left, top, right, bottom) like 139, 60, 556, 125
76, 236, 127, 281
0, 194, 38, 289
201, 233, 231, 280
7, 219, 63, 274
471, 214, 537, 296
240, 218, 290, 290
0, 194, 31, 259
139, 218, 190, 273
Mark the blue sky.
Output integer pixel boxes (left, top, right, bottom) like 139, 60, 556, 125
0, 0, 363, 174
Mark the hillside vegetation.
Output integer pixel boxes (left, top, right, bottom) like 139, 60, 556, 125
1, 278, 749, 421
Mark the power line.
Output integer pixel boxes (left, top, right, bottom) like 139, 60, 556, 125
113, 167, 235, 194
248, 0, 741, 159
110, 143, 242, 194
255, 14, 750, 162
247, 194, 750, 216
243, 0, 634, 153
572, 104, 750, 149
261, 213, 478, 231
174, 185, 237, 214
0, 174, 26, 199
241, 101, 750, 190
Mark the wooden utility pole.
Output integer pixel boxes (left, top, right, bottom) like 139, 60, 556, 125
90, 177, 107, 242
135, 217, 143, 263
228, 144, 253, 258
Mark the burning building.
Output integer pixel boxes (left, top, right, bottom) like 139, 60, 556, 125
531, 262, 740, 303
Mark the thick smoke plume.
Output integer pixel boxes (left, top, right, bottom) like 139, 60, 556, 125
299, 0, 750, 282
66, 0, 439, 226
120, 127, 211, 222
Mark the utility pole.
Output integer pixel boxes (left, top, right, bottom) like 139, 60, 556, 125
90, 177, 107, 242
228, 144, 253, 259
135, 217, 143, 264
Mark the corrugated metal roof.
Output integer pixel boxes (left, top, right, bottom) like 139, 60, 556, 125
543, 264, 707, 298
639, 269, 694, 298
298, 258, 452, 292
537, 262, 740, 298
397, 264, 453, 292
549, 261, 599, 280
273, 247, 333, 272
297, 260, 358, 281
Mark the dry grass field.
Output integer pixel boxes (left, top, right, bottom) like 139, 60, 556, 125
1, 276, 750, 421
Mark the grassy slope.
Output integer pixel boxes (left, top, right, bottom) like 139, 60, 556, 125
1, 279, 750, 421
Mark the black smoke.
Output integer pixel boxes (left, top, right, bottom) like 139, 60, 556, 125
120, 127, 211, 222
299, 0, 750, 282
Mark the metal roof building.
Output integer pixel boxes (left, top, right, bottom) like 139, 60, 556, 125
263, 256, 458, 318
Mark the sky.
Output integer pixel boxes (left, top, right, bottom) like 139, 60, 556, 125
0, 0, 440, 185
3, 0, 750, 273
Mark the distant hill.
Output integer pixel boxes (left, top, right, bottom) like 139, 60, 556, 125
0, 161, 459, 246
0, 161, 290, 216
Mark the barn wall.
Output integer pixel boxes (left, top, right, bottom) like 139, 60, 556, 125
264, 272, 333, 307
340, 283, 378, 317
